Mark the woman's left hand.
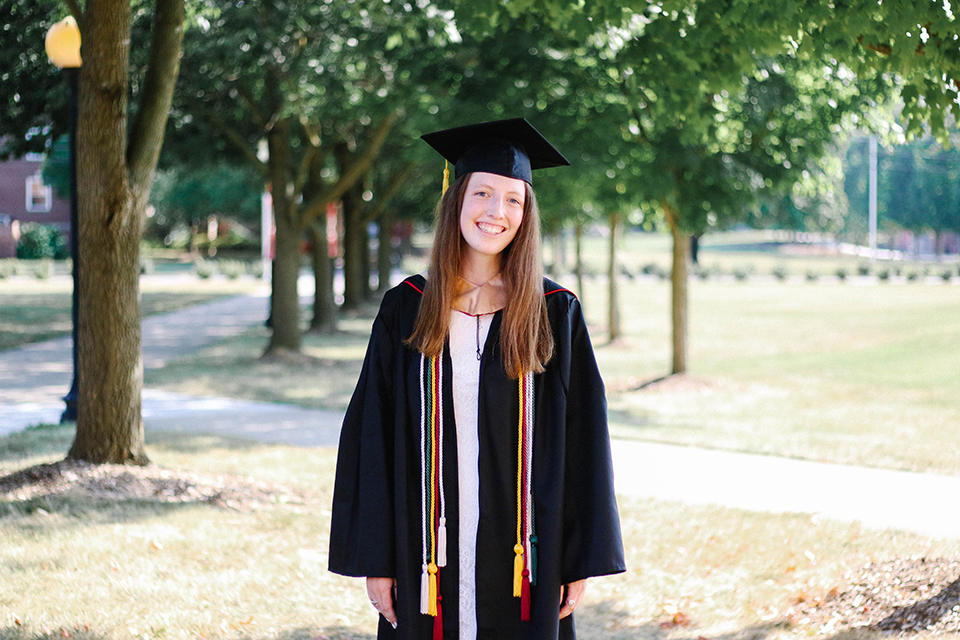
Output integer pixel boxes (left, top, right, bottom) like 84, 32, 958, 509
559, 579, 587, 619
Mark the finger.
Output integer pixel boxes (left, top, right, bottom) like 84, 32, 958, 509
370, 581, 398, 627
559, 585, 575, 619
559, 580, 587, 619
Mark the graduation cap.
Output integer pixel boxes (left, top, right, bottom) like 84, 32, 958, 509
420, 118, 570, 186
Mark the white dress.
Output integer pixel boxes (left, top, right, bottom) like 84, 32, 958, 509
448, 310, 493, 640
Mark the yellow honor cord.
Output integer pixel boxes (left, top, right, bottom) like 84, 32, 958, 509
442, 161, 450, 196
428, 562, 439, 616
514, 376, 525, 597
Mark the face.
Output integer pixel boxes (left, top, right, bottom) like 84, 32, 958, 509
459, 172, 526, 264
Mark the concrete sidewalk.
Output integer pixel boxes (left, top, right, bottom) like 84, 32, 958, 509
2, 286, 959, 540
0, 290, 273, 433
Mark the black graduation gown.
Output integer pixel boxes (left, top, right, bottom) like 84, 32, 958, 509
329, 275, 625, 640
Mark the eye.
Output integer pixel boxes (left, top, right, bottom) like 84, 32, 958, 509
473, 190, 489, 197
509, 197, 524, 206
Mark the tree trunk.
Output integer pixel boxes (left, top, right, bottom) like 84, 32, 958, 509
309, 222, 337, 332
69, 0, 185, 465
607, 213, 621, 342
574, 218, 585, 303
664, 201, 689, 375
265, 118, 302, 354
341, 181, 366, 311
378, 209, 394, 292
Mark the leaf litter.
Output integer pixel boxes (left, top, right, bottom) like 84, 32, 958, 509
0, 458, 303, 510
793, 557, 960, 635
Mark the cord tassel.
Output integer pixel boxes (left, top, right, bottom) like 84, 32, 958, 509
513, 544, 524, 597
437, 517, 447, 568
420, 564, 430, 614
428, 563, 438, 616
520, 569, 531, 621
441, 161, 450, 196
529, 534, 538, 586
433, 595, 443, 640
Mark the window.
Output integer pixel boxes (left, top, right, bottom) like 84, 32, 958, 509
25, 174, 52, 213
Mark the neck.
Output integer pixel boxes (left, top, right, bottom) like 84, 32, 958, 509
459, 252, 502, 286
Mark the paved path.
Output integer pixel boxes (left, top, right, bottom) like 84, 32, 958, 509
2, 282, 959, 540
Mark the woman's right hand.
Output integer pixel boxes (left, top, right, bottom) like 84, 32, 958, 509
366, 577, 398, 628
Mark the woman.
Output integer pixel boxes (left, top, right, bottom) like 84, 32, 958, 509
329, 119, 624, 640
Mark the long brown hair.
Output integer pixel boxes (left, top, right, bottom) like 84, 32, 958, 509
406, 173, 554, 378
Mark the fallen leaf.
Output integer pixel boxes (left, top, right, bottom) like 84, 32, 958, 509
150, 540, 163, 551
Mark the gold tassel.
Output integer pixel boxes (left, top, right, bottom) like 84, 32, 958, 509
513, 544, 524, 597
428, 562, 439, 616
441, 161, 450, 196
437, 517, 447, 567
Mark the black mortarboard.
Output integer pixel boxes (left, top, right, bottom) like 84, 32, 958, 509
420, 118, 570, 185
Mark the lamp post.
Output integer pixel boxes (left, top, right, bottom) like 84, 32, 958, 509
45, 16, 82, 423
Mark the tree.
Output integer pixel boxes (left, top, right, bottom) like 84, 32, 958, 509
446, 0, 959, 374
846, 132, 960, 256
68, 0, 185, 464
169, 0, 454, 353
0, 0, 69, 158
148, 164, 263, 250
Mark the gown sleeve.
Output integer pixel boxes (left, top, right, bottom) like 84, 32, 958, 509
328, 306, 399, 578
558, 295, 626, 583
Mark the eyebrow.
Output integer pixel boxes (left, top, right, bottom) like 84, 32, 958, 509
472, 182, 525, 199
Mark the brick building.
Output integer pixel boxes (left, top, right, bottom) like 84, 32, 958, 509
0, 153, 71, 258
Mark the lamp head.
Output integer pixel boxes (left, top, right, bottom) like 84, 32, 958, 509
45, 16, 82, 69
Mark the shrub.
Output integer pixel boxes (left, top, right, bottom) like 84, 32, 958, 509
219, 259, 245, 280
805, 270, 820, 282
694, 264, 711, 280
33, 260, 54, 280
0, 259, 18, 279
876, 268, 891, 281
906, 271, 921, 282
941, 269, 953, 282
733, 266, 751, 282
772, 265, 788, 281
835, 267, 848, 281
16, 223, 69, 260
194, 258, 215, 279
857, 263, 871, 276
247, 260, 265, 279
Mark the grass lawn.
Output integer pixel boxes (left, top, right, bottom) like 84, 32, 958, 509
2, 424, 959, 640
0, 276, 266, 351
145, 269, 960, 476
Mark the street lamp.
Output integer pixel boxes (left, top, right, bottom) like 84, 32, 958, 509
45, 16, 82, 423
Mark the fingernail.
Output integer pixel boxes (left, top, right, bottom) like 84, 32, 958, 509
391, 621, 398, 629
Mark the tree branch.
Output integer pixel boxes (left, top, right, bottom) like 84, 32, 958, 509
232, 80, 268, 130
198, 114, 268, 178
300, 110, 400, 227
362, 161, 415, 224
61, 0, 86, 30
127, 0, 186, 200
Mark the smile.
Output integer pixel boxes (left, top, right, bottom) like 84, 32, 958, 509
476, 222, 506, 235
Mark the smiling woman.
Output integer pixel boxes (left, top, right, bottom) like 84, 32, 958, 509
328, 119, 625, 640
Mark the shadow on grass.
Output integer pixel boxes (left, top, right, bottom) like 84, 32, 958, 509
0, 627, 106, 640
0, 423, 75, 464
279, 627, 375, 640
0, 626, 375, 640
575, 600, 789, 640
146, 429, 277, 453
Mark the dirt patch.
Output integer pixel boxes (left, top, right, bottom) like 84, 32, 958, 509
0, 458, 302, 510
795, 557, 960, 635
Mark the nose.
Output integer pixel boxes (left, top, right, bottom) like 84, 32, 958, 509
486, 196, 506, 219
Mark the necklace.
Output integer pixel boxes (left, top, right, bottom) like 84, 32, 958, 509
476, 315, 482, 361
